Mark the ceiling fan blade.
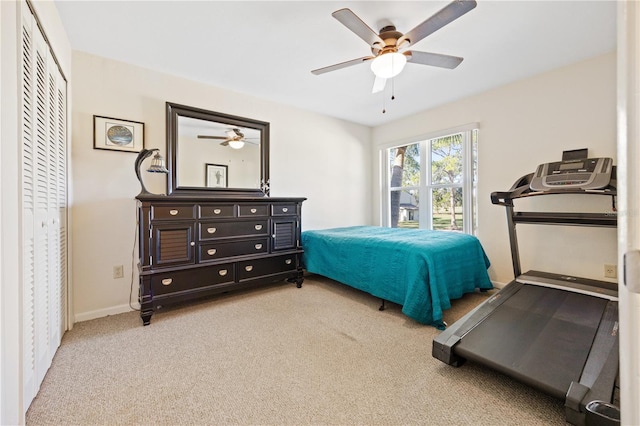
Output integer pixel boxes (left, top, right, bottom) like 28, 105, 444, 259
372, 76, 386, 93
219, 141, 230, 146
332, 8, 384, 47
230, 128, 244, 138
198, 135, 227, 140
398, 0, 477, 47
404, 50, 464, 69
311, 56, 374, 75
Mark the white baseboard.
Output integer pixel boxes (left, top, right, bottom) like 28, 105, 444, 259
491, 280, 507, 289
74, 303, 139, 323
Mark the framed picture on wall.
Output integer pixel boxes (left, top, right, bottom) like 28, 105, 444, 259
93, 115, 144, 153
206, 163, 228, 188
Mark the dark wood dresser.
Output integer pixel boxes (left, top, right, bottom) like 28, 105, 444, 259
136, 195, 305, 325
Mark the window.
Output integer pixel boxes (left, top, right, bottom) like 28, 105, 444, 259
383, 126, 478, 234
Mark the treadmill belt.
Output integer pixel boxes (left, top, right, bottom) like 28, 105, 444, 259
455, 284, 607, 399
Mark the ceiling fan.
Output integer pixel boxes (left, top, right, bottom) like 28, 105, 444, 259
197, 128, 257, 149
311, 0, 477, 93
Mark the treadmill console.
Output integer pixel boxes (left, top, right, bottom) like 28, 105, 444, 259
530, 157, 613, 191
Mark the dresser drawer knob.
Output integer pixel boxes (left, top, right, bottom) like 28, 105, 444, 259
255, 243, 263, 250
169, 209, 178, 216
207, 227, 217, 234
213, 208, 221, 215
245, 265, 253, 272
282, 207, 288, 213
207, 248, 217, 255
161, 278, 173, 286
190, 242, 195, 246
285, 259, 292, 265
218, 269, 227, 276
250, 208, 257, 214
255, 224, 262, 230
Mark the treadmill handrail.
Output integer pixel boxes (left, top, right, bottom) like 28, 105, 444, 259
492, 166, 617, 278
512, 212, 617, 227
490, 168, 617, 207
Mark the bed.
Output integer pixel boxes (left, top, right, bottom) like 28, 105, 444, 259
301, 226, 493, 329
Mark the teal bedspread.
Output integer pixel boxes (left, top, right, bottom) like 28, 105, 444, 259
301, 226, 493, 329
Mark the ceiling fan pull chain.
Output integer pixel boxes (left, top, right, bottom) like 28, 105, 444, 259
391, 77, 396, 101
382, 90, 386, 114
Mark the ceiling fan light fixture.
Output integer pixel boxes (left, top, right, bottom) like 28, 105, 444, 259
228, 140, 245, 149
370, 52, 407, 79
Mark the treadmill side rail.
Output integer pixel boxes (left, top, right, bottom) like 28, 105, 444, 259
432, 281, 524, 366
519, 271, 618, 300
432, 334, 464, 366
565, 300, 620, 426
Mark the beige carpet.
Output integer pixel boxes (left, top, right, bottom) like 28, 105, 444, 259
26, 275, 564, 425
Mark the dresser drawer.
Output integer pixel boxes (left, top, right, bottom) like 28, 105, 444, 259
271, 203, 297, 216
199, 204, 236, 218
199, 238, 269, 262
199, 220, 268, 240
238, 254, 297, 280
238, 204, 269, 217
151, 205, 196, 220
150, 264, 234, 296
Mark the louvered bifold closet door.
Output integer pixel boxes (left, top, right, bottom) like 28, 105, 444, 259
20, 1, 68, 411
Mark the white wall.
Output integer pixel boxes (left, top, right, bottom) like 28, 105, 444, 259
71, 51, 372, 321
373, 53, 617, 286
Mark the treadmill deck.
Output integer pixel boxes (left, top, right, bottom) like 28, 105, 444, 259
454, 280, 608, 399
433, 270, 619, 404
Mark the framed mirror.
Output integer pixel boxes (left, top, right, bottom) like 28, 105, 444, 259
166, 102, 269, 197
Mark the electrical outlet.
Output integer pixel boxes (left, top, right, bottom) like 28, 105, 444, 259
113, 265, 124, 279
604, 264, 617, 279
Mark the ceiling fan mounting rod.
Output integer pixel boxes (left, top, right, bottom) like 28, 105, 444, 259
378, 25, 403, 42
372, 25, 407, 55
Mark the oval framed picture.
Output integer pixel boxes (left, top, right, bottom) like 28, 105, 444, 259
93, 115, 144, 153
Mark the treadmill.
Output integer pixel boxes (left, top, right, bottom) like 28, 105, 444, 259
432, 152, 620, 426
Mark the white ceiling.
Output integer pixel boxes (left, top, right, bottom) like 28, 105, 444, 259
53, 1, 616, 127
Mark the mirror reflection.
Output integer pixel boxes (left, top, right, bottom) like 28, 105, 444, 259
177, 116, 261, 188
166, 102, 270, 196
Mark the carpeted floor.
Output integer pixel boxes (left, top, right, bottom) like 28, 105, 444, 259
26, 275, 564, 425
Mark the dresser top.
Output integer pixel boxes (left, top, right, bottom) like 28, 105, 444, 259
136, 195, 306, 203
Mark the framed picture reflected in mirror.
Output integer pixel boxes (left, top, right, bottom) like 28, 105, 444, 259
205, 163, 228, 188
